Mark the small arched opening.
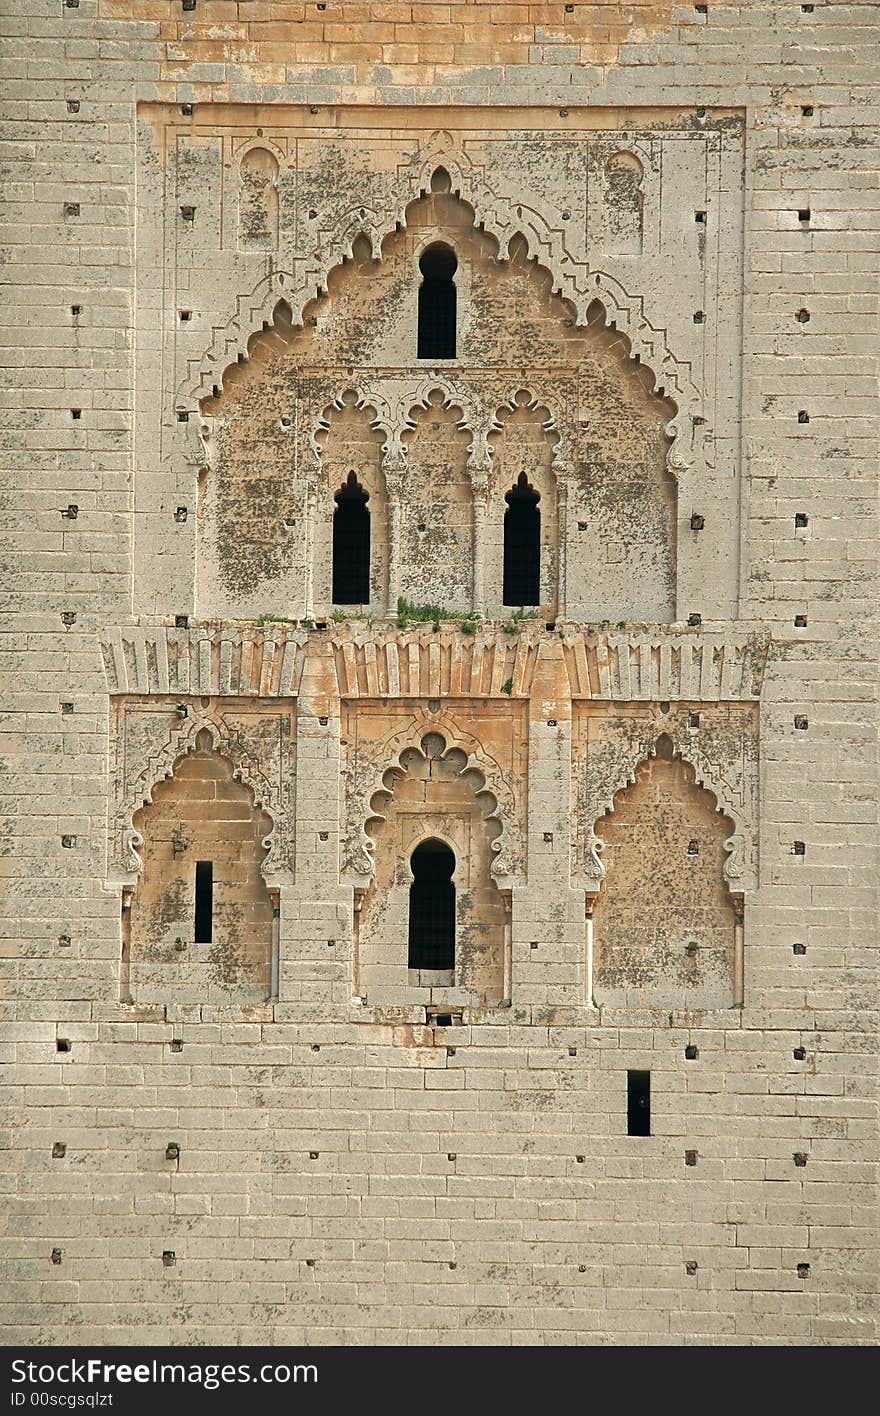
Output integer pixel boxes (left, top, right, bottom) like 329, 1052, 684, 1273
503, 471, 541, 606
408, 838, 456, 972
417, 243, 457, 360
332, 471, 370, 604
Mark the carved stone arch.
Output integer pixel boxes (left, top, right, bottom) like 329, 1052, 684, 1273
590, 728, 743, 1011
181, 135, 702, 445
234, 134, 286, 167
582, 730, 751, 895
237, 144, 281, 251
313, 376, 495, 486
401, 377, 494, 476
312, 387, 389, 486
490, 388, 564, 479
120, 712, 287, 882
345, 716, 522, 883
313, 382, 406, 482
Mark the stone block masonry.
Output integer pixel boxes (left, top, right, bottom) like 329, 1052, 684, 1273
0, 1, 877, 1346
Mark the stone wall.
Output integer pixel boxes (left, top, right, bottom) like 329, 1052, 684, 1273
127, 729, 275, 1006
1, 1, 877, 1347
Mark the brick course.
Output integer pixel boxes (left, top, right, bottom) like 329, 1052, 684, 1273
1, 0, 877, 1346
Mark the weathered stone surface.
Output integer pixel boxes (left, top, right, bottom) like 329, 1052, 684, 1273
1, 0, 876, 1348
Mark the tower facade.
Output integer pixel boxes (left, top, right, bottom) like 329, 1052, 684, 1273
3, 2, 877, 1345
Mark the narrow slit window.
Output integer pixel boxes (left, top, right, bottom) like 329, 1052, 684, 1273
408, 839, 455, 971
417, 243, 457, 359
503, 472, 541, 606
332, 471, 370, 604
194, 860, 213, 944
627, 1069, 651, 1136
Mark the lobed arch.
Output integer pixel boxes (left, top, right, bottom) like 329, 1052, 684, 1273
400, 380, 491, 473
345, 720, 521, 883
404, 823, 462, 866
582, 731, 749, 895
489, 388, 564, 478
119, 713, 285, 882
313, 375, 495, 484
180, 135, 702, 456
237, 143, 282, 252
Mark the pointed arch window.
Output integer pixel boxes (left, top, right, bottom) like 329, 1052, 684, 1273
408, 838, 456, 971
417, 243, 457, 359
332, 471, 370, 604
503, 472, 541, 606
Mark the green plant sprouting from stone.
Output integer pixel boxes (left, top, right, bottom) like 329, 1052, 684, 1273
397, 596, 455, 630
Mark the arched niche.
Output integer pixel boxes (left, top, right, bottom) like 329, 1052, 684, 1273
355, 732, 509, 1007
398, 391, 474, 613
313, 391, 388, 613
195, 296, 302, 621
604, 151, 644, 255
238, 146, 279, 250
125, 730, 275, 1006
408, 837, 456, 972
417, 241, 458, 359
487, 392, 559, 619
195, 185, 680, 622
591, 735, 739, 1010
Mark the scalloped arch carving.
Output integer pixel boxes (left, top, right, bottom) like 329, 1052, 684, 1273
345, 717, 522, 882
113, 707, 293, 882
181, 134, 701, 459
582, 731, 750, 894
313, 375, 496, 483
490, 388, 565, 479
312, 380, 573, 500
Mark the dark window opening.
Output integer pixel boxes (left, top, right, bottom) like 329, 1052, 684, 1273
332, 471, 370, 604
194, 860, 213, 943
417, 243, 457, 359
408, 838, 455, 971
503, 472, 541, 606
627, 1069, 651, 1136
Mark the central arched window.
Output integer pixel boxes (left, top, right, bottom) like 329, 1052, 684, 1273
332, 471, 370, 604
417, 243, 457, 360
408, 838, 455, 971
503, 472, 541, 606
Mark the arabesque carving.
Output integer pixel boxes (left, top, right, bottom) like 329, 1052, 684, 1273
108, 697, 296, 883
576, 709, 758, 894
343, 711, 524, 883
180, 132, 702, 476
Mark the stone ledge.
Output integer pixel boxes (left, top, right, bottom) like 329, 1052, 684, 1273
100, 623, 307, 696
563, 629, 769, 702
100, 622, 770, 702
